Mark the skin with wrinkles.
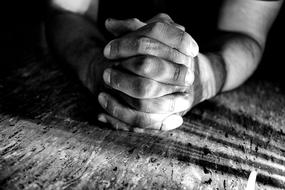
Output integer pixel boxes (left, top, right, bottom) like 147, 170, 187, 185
99, 16, 202, 129
95, 16, 222, 131
46, 0, 283, 131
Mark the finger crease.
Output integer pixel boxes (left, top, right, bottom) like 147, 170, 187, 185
177, 30, 185, 50
173, 65, 181, 82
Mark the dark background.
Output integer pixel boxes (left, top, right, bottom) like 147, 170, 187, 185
1, 1, 284, 83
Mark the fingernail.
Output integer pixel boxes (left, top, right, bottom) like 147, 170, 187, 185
103, 69, 111, 85
191, 40, 199, 57
185, 68, 194, 85
161, 115, 183, 131
98, 114, 107, 123
98, 93, 107, 108
103, 42, 111, 58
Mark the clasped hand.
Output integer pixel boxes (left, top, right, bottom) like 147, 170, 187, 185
98, 13, 202, 132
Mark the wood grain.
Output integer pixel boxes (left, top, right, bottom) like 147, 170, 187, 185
1, 49, 285, 189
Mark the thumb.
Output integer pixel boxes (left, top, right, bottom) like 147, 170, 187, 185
146, 13, 185, 31
160, 114, 184, 131
105, 18, 146, 37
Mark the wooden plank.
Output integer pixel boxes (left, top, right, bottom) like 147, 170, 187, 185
1, 50, 285, 189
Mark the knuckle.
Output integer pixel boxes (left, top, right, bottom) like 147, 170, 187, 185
177, 31, 191, 53
185, 35, 199, 57
182, 31, 192, 44
155, 13, 172, 23
173, 30, 198, 57
178, 30, 187, 46
173, 64, 182, 82
169, 49, 190, 66
139, 56, 155, 75
157, 13, 170, 18
136, 37, 153, 53
151, 21, 167, 34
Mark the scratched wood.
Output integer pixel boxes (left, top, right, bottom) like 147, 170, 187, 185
0, 48, 285, 190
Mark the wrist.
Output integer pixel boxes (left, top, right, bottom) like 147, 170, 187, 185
205, 53, 227, 94
78, 49, 112, 94
196, 53, 226, 101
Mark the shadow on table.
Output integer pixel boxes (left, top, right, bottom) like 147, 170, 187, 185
0, 48, 285, 188
1, 1, 285, 189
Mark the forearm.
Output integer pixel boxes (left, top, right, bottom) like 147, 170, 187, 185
199, 31, 263, 96
45, 11, 108, 92
219, 32, 263, 92
198, 0, 283, 97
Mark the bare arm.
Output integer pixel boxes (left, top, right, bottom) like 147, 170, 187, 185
95, 1, 283, 131
50, 0, 99, 22
46, 0, 283, 131
46, 1, 188, 130
46, 0, 109, 93
206, 0, 283, 92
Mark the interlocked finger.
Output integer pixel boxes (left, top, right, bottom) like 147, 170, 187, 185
98, 92, 183, 130
119, 55, 194, 86
98, 92, 167, 129
105, 13, 185, 37
103, 67, 189, 98
146, 13, 185, 31
105, 18, 145, 36
104, 36, 193, 67
119, 92, 193, 114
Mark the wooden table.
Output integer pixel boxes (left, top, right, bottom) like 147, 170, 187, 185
1, 48, 285, 190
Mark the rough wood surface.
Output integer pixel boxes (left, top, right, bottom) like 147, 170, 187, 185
1, 49, 285, 190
